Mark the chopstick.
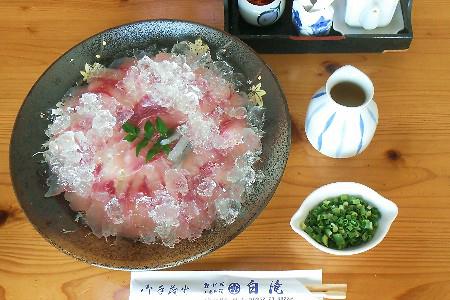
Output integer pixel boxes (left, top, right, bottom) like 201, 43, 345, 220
306, 284, 347, 299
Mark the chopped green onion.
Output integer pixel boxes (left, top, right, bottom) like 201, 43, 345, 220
301, 195, 381, 250
363, 220, 373, 230
322, 235, 329, 247
333, 233, 346, 249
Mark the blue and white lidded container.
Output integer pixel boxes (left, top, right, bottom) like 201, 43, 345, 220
292, 0, 334, 36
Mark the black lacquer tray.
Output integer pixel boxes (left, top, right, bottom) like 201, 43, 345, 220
224, 0, 413, 53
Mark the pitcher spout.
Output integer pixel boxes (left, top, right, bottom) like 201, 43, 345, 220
326, 65, 374, 108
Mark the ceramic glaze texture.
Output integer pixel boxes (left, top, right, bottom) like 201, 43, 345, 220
305, 65, 378, 158
238, 0, 286, 27
345, 0, 399, 30
292, 0, 334, 36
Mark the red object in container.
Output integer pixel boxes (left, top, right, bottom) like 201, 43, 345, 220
247, 0, 275, 6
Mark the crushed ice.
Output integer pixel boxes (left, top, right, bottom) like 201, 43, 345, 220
42, 40, 266, 247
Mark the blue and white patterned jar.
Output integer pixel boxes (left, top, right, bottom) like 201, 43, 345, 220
238, 0, 286, 27
292, 0, 334, 36
305, 65, 379, 158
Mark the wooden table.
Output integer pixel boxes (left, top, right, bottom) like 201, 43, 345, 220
1, 0, 449, 299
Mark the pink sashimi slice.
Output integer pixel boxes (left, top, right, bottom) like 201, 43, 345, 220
153, 52, 173, 62
65, 192, 92, 212
129, 98, 188, 128
229, 92, 250, 107
228, 128, 263, 158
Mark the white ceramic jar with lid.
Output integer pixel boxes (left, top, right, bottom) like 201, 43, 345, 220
345, 0, 400, 30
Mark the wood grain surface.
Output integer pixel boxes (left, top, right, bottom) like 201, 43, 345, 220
1, 0, 450, 299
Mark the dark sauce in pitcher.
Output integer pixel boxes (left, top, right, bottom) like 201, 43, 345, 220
330, 81, 367, 107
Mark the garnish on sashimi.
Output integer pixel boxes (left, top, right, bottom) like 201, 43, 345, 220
42, 40, 265, 247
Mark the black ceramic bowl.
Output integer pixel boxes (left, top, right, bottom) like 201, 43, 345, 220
10, 20, 290, 270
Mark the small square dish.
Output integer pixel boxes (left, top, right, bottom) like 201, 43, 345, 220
332, 0, 405, 35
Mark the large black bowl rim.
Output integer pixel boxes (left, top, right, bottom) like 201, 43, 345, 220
9, 19, 291, 270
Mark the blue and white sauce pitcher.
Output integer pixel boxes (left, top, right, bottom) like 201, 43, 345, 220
305, 65, 379, 158
292, 0, 334, 36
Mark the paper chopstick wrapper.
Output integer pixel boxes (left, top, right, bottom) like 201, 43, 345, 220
130, 270, 322, 300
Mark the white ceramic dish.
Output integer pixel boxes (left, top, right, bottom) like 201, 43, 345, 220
344, 0, 399, 30
332, 0, 404, 35
238, 0, 286, 27
290, 182, 398, 255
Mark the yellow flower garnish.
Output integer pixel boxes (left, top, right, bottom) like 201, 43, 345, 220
248, 82, 266, 107
80, 63, 105, 82
188, 39, 210, 56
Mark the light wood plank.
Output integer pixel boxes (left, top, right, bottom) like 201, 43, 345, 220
1, 0, 450, 299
